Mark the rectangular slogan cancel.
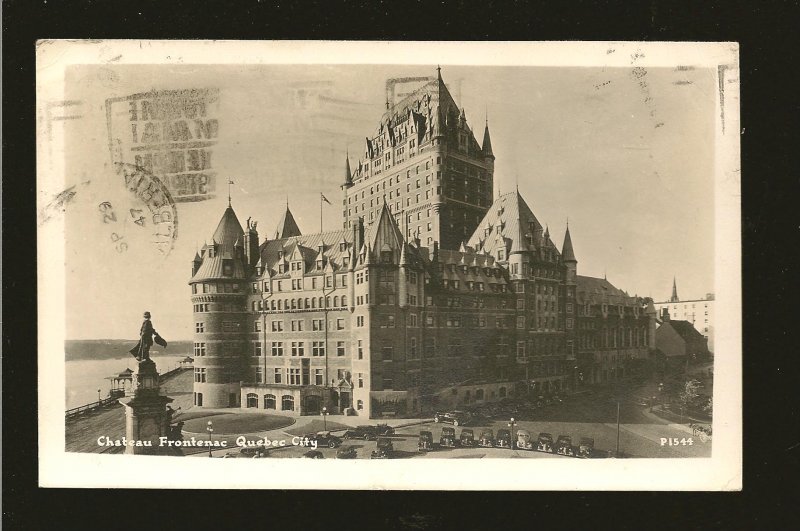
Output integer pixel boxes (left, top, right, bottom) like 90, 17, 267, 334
106, 88, 220, 202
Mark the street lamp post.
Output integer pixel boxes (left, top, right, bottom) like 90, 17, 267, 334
321, 407, 329, 431
97, 388, 102, 406
508, 418, 517, 450
206, 420, 214, 458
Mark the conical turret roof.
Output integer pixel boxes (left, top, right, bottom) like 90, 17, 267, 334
274, 205, 302, 240
344, 152, 353, 186
482, 122, 494, 159
212, 206, 245, 246
562, 225, 577, 262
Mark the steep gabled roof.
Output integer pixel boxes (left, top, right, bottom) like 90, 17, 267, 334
664, 320, 706, 342
365, 202, 404, 252
274, 205, 302, 239
467, 191, 547, 259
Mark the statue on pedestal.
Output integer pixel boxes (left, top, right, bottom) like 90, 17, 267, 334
129, 310, 167, 361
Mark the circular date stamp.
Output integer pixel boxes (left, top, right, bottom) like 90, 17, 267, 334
96, 162, 178, 257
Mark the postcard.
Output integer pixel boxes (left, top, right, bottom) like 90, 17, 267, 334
37, 40, 741, 490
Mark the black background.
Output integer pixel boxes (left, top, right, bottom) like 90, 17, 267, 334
3, 0, 798, 528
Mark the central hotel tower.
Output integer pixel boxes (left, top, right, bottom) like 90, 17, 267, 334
188, 70, 656, 417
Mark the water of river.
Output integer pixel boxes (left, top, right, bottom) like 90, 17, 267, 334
65, 355, 189, 410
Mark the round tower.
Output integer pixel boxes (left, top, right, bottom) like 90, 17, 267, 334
189, 205, 248, 408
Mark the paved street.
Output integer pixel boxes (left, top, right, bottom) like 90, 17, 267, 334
195, 379, 711, 459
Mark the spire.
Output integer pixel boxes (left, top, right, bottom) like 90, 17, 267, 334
436, 64, 442, 81
670, 277, 679, 302
344, 150, 353, 186
274, 205, 302, 239
482, 120, 495, 160
562, 224, 577, 262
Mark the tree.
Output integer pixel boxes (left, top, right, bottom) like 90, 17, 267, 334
703, 396, 713, 418
678, 379, 700, 423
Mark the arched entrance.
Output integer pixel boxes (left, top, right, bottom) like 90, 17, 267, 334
304, 394, 321, 415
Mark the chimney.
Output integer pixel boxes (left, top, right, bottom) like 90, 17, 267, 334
661, 308, 670, 321
244, 220, 260, 270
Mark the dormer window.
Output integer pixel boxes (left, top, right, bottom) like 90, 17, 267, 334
498, 249, 505, 261
342, 256, 350, 268
316, 259, 323, 269
222, 259, 233, 277
381, 250, 392, 264
340, 242, 347, 252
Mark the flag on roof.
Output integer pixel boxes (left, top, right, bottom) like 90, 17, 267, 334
321, 193, 331, 205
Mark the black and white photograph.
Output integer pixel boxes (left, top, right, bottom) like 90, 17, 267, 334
36, 40, 741, 490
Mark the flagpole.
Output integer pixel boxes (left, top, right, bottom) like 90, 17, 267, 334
320, 193, 323, 234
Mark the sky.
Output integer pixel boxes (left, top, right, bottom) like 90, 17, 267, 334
60, 63, 716, 340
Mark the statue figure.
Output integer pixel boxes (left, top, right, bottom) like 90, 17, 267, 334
129, 310, 167, 361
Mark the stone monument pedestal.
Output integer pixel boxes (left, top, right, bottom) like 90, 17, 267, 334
119, 358, 174, 455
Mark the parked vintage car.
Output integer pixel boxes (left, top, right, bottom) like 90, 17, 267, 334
305, 431, 343, 449
495, 429, 512, 449
516, 429, 533, 450
433, 410, 471, 426
439, 426, 457, 447
302, 450, 324, 459
371, 437, 394, 459
578, 437, 595, 458
239, 446, 267, 458
459, 428, 475, 447
342, 424, 394, 441
537, 432, 554, 452
418, 431, 434, 452
335, 446, 358, 459
478, 429, 495, 448
555, 435, 575, 456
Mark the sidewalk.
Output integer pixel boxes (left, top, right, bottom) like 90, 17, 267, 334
640, 407, 711, 437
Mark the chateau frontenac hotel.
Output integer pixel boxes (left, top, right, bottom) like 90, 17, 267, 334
189, 71, 658, 417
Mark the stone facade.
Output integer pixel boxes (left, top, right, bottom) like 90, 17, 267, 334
187, 70, 657, 417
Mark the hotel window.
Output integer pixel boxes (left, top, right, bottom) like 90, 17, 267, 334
289, 368, 301, 385
357, 373, 364, 388
337, 341, 346, 357
517, 316, 525, 329
255, 367, 264, 383
223, 321, 238, 332
336, 318, 345, 330
410, 337, 418, 359
291, 319, 303, 332
253, 342, 262, 357
312, 341, 326, 357
566, 318, 573, 329
314, 369, 324, 385
195, 322, 205, 333
357, 316, 365, 327
193, 342, 206, 357
272, 368, 283, 384
271, 321, 283, 332
291, 341, 305, 357
254, 320, 262, 332
194, 368, 207, 383
271, 341, 284, 357
382, 347, 394, 361
312, 319, 324, 331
